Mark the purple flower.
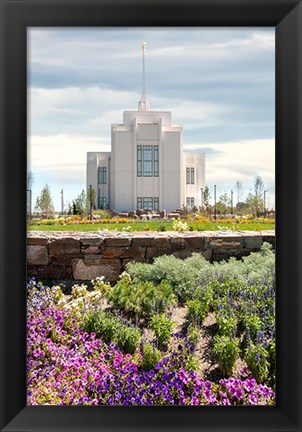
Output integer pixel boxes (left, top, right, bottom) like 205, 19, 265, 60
248, 393, 258, 405
191, 396, 199, 405
234, 387, 244, 400
243, 378, 257, 392
203, 388, 211, 400
179, 369, 190, 385
228, 386, 236, 397
258, 385, 274, 398
114, 391, 121, 400
204, 381, 212, 390
33, 348, 41, 358
26, 284, 275, 407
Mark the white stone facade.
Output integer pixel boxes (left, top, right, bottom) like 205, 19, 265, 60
86, 44, 205, 213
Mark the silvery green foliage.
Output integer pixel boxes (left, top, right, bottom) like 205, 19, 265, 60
126, 243, 275, 303
127, 254, 209, 303
212, 243, 275, 288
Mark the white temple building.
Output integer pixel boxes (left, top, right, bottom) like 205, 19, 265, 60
87, 43, 205, 212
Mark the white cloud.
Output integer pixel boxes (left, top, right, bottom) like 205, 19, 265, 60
28, 29, 274, 67
209, 32, 274, 51
28, 134, 110, 183
186, 138, 275, 183
28, 85, 231, 137
184, 139, 275, 206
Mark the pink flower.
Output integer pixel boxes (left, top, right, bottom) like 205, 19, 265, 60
179, 369, 190, 384
234, 387, 244, 400
248, 393, 258, 405
33, 348, 41, 358
191, 396, 199, 405
243, 378, 257, 392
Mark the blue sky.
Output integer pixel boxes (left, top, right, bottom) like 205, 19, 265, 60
28, 28, 275, 212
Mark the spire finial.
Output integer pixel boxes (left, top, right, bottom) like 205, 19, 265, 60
138, 41, 149, 111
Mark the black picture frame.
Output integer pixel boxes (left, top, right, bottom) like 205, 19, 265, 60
0, 0, 301, 431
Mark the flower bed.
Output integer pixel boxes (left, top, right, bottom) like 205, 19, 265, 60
27, 214, 275, 232
27, 244, 275, 406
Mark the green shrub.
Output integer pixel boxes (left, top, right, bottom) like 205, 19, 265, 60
244, 342, 270, 383
148, 313, 174, 348
113, 324, 141, 355
141, 342, 162, 371
168, 337, 199, 372
268, 339, 275, 367
187, 323, 200, 345
185, 353, 200, 371
187, 298, 209, 326
213, 335, 240, 376
216, 314, 237, 337
267, 339, 276, 388
107, 274, 176, 318
209, 279, 240, 298
82, 311, 117, 341
82, 311, 141, 354
242, 314, 263, 342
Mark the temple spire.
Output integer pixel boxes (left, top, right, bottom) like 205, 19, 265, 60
138, 41, 150, 111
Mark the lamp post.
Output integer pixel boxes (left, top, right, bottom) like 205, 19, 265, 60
214, 185, 217, 220
200, 187, 203, 211
61, 189, 64, 215
27, 189, 32, 220
89, 185, 92, 220
231, 189, 233, 215
264, 190, 268, 215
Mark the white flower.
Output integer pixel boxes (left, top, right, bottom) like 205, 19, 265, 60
91, 276, 105, 288
71, 284, 88, 299
122, 226, 132, 232
119, 271, 132, 283
172, 219, 188, 232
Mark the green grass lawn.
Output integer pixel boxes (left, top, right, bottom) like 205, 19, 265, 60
27, 220, 275, 232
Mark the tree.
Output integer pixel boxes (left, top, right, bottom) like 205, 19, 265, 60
202, 185, 211, 213
254, 176, 264, 217
236, 201, 248, 214
254, 176, 264, 198
27, 171, 34, 218
35, 184, 54, 218
71, 187, 97, 215
244, 176, 265, 217
218, 192, 230, 215
235, 180, 243, 205
72, 190, 86, 215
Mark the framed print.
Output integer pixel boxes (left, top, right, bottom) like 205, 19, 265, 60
0, 0, 301, 431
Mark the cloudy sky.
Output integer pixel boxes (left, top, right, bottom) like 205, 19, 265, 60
28, 28, 275, 211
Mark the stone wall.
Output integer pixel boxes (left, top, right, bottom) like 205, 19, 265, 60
27, 230, 275, 283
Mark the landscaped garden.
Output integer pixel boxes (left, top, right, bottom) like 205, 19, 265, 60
27, 214, 275, 232
27, 242, 275, 406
